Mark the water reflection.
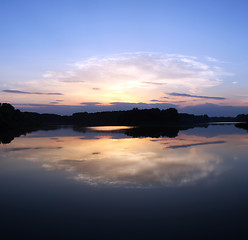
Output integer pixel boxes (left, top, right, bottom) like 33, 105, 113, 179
2, 126, 247, 187
87, 126, 134, 131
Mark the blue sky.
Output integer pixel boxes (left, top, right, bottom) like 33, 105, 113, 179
1, 0, 248, 116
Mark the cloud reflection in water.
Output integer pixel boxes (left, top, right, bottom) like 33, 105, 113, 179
1, 130, 238, 187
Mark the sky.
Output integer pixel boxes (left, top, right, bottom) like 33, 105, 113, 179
1, 0, 248, 116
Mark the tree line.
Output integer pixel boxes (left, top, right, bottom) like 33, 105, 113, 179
1, 103, 248, 144
1, 103, 248, 129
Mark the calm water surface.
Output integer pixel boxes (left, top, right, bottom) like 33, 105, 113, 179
1, 124, 248, 239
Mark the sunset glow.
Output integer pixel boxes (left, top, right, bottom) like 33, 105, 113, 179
1, 1, 248, 116
2, 2, 248, 239
3, 129, 247, 186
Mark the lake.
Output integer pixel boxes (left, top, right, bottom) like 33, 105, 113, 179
1, 124, 248, 239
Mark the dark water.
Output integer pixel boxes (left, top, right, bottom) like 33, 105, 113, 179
1, 124, 248, 239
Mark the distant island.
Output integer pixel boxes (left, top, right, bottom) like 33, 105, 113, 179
0, 102, 247, 143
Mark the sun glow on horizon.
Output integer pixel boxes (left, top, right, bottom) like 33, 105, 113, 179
1, 53, 233, 111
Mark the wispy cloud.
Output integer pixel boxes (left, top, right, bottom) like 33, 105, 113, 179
80, 102, 102, 106
205, 56, 219, 62
150, 99, 169, 103
49, 102, 59, 104
43, 53, 228, 97
142, 81, 166, 85
4, 53, 230, 107
168, 141, 226, 149
205, 56, 229, 64
167, 92, 226, 100
42, 71, 78, 82
3, 89, 63, 95
3, 147, 62, 152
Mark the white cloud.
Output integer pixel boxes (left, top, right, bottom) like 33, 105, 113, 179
4, 53, 229, 105
43, 53, 226, 94
206, 56, 219, 62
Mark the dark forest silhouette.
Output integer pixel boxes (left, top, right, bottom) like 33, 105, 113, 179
0, 103, 248, 143
235, 122, 248, 130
